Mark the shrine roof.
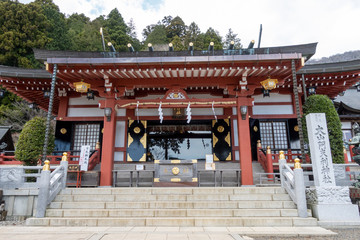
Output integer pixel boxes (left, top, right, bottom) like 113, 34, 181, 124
298, 59, 360, 74
334, 88, 360, 112
34, 42, 317, 63
0, 65, 51, 79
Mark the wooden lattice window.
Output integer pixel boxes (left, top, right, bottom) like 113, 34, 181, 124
72, 123, 101, 151
259, 121, 289, 149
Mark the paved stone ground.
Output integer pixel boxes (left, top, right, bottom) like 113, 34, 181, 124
1, 219, 359, 240
0, 225, 338, 240
253, 227, 360, 240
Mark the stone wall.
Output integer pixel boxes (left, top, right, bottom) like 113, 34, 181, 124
1, 189, 38, 218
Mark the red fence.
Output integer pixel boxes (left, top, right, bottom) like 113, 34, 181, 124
0, 150, 100, 171
257, 140, 351, 176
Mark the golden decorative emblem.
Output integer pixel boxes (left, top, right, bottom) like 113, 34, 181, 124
172, 167, 180, 175
253, 126, 258, 132
173, 93, 179, 98
134, 127, 141, 134
217, 126, 224, 133
294, 125, 299, 132
73, 81, 91, 93
101, 128, 104, 133
60, 128, 67, 134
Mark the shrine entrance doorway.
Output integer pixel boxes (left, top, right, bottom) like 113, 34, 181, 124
147, 120, 212, 161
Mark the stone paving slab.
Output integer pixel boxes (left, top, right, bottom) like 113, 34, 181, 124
0, 226, 336, 239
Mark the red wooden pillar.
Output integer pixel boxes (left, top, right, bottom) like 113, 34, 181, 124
237, 97, 254, 185
57, 96, 69, 119
100, 98, 116, 186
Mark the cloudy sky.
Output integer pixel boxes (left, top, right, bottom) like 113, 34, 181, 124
19, 0, 360, 59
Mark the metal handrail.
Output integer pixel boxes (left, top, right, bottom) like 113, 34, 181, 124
112, 169, 241, 187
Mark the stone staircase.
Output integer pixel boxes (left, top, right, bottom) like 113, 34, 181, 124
26, 187, 317, 227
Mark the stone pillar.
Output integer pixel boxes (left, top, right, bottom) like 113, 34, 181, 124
100, 98, 117, 186
293, 159, 308, 218
60, 152, 69, 189
36, 161, 51, 218
305, 113, 360, 224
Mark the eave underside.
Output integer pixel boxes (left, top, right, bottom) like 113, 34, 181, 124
1, 55, 359, 115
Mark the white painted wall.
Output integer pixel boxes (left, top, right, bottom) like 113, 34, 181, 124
253, 93, 292, 103
115, 121, 126, 148
232, 107, 237, 115
116, 109, 126, 116
252, 105, 294, 115
114, 152, 124, 161
138, 108, 173, 116
192, 108, 223, 116
136, 108, 224, 116
233, 119, 238, 146
69, 96, 105, 105
341, 121, 352, 129
67, 107, 104, 117
235, 151, 239, 161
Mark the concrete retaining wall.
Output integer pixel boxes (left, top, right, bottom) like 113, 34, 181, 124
1, 189, 39, 218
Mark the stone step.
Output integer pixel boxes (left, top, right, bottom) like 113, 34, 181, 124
49, 200, 297, 209
59, 187, 287, 196
53, 193, 291, 202
26, 216, 318, 227
45, 208, 311, 218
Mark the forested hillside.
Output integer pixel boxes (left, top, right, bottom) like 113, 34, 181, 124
0, 0, 241, 132
0, 0, 242, 69
307, 50, 360, 64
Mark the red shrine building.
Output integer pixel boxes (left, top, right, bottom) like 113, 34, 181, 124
1, 43, 360, 186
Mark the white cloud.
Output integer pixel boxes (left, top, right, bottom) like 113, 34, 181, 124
18, 0, 360, 58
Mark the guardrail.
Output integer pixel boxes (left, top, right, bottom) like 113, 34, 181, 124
0, 149, 100, 171
278, 151, 308, 218
36, 154, 68, 218
112, 169, 241, 187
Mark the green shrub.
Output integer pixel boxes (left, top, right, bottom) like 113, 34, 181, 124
15, 117, 54, 166
302, 95, 344, 163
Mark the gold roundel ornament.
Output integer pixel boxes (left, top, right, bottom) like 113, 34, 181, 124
253, 126, 258, 132
60, 128, 67, 134
172, 167, 180, 175
134, 127, 141, 134
217, 126, 225, 133
294, 125, 299, 132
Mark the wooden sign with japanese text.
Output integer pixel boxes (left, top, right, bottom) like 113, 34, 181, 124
79, 145, 91, 171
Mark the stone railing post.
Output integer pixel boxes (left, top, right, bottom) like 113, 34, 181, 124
293, 158, 308, 218
266, 146, 274, 180
278, 150, 286, 188
60, 152, 69, 189
35, 160, 51, 218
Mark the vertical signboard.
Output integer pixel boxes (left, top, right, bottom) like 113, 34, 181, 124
79, 145, 91, 171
